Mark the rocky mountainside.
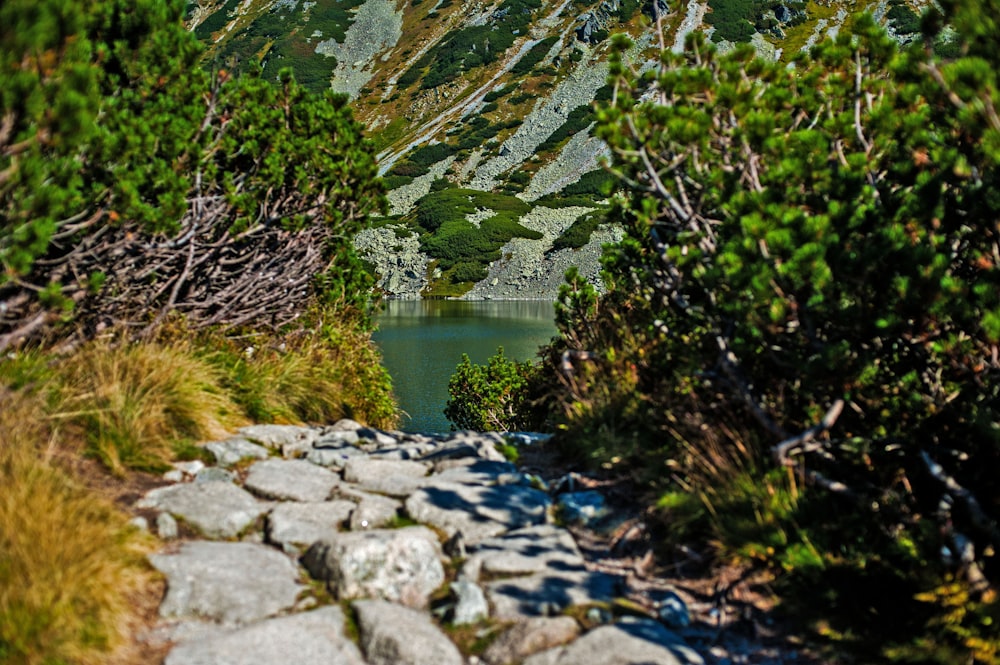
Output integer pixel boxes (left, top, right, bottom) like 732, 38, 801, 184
187, 0, 927, 298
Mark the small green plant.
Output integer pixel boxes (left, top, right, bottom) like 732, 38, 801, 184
445, 347, 542, 431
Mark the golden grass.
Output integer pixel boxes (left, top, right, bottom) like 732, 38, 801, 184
54, 339, 245, 475
0, 391, 156, 665
203, 313, 398, 430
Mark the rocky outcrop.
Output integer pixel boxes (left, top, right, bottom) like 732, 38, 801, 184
461, 207, 622, 300
317, 0, 404, 99
138, 420, 705, 665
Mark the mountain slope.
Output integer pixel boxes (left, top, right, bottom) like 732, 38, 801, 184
188, 0, 929, 298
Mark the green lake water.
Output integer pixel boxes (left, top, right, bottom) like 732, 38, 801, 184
373, 300, 558, 433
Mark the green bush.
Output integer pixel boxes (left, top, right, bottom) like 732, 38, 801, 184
551, 211, 603, 250
511, 36, 558, 75
1, 0, 385, 347
536, 105, 595, 153
531, 13, 1000, 663
408, 142, 458, 166
445, 347, 542, 431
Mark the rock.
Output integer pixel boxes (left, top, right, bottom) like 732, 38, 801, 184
194, 467, 236, 484
420, 431, 509, 463
137, 480, 266, 539
157, 512, 179, 540
481, 616, 581, 665
244, 459, 340, 502
349, 493, 402, 530
129, 516, 149, 532
451, 579, 489, 625
301, 526, 445, 607
314, 429, 361, 447
202, 437, 270, 467
266, 500, 356, 552
342, 458, 430, 497
431, 458, 519, 484
353, 599, 464, 665
405, 480, 550, 544
356, 426, 399, 447
463, 525, 586, 580
485, 569, 620, 620
173, 460, 206, 477
556, 491, 610, 527
307, 444, 368, 469
238, 424, 318, 452
650, 589, 690, 629
329, 418, 365, 432
522, 618, 704, 665
164, 606, 365, 665
150, 541, 303, 626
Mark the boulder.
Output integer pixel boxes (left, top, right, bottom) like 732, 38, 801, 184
485, 569, 620, 620
244, 459, 340, 502
156, 512, 179, 540
164, 606, 365, 665
238, 424, 319, 454
522, 618, 704, 665
202, 437, 269, 467
342, 458, 430, 497
481, 616, 581, 665
266, 500, 355, 552
556, 491, 610, 527
150, 541, 303, 626
302, 526, 445, 607
405, 480, 550, 544
451, 579, 489, 625
307, 444, 368, 469
463, 524, 586, 579
353, 599, 463, 665
137, 480, 266, 539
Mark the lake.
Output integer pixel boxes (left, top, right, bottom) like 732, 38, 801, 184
373, 300, 558, 433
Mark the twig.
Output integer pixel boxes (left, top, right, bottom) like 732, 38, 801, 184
772, 399, 845, 464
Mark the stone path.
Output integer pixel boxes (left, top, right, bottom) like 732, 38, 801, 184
133, 421, 707, 665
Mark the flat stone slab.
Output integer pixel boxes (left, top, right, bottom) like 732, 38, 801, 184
164, 606, 365, 665
343, 458, 430, 497
266, 500, 355, 552
238, 424, 319, 452
485, 569, 621, 621
404, 480, 550, 544
150, 541, 303, 626
332, 486, 402, 530
464, 525, 586, 579
307, 444, 368, 469
137, 481, 266, 539
244, 459, 340, 502
353, 599, 463, 665
522, 618, 704, 665
201, 437, 270, 467
302, 526, 444, 607
481, 616, 581, 665
430, 459, 519, 484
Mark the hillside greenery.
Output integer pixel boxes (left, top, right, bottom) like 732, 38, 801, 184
449, 4, 1000, 661
409, 189, 542, 293
0, 2, 394, 661
397, 0, 542, 89
193, 0, 364, 92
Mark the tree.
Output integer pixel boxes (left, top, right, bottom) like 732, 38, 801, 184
538, 6, 1000, 660
0, 0, 385, 349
